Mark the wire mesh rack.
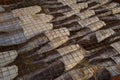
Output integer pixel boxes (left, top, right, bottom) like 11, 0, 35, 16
0, 0, 120, 80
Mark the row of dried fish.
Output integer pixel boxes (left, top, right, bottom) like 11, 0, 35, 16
0, 5, 53, 80
0, 50, 18, 80
0, 0, 119, 47
0, 7, 119, 47
16, 41, 120, 80
1, 0, 120, 80
28, 1, 120, 80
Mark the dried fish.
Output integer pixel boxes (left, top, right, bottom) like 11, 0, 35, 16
51, 10, 95, 23
35, 41, 120, 67
90, 53, 120, 67
55, 66, 97, 80
94, 2, 119, 12
87, 52, 120, 67
40, 0, 62, 5
0, 22, 53, 46
41, 0, 105, 10
87, 42, 120, 62
54, 16, 99, 28
25, 50, 84, 80
68, 20, 107, 47
0, 5, 41, 22
107, 14, 120, 21
17, 34, 49, 54
51, 49, 85, 69
20, 20, 53, 40
86, 57, 116, 67
41, 0, 88, 9
24, 22, 106, 55
100, 15, 120, 21
50, 2, 118, 22
0, 50, 17, 67
97, 6, 120, 17
48, 2, 88, 16
1, 1, 120, 80
42, 0, 109, 16
111, 55, 120, 65
27, 44, 88, 74
0, 18, 22, 33
0, 30, 27, 46
0, 14, 53, 34
37, 44, 81, 62
0, 12, 14, 22
28, 36, 69, 57
88, 0, 112, 9
70, 20, 105, 35
44, 28, 70, 41
0, 0, 24, 5
19, 13, 53, 24
51, 50, 84, 70
17, 28, 70, 53
0, 14, 54, 46
97, 65, 120, 80
12, 5, 41, 17
75, 28, 119, 50
44, 4, 66, 9
72, 18, 120, 39
0, 65, 18, 80
51, 0, 77, 6
18, 60, 65, 80
52, 10, 96, 26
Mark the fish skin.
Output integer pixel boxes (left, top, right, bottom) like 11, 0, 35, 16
0, 65, 18, 80
0, 30, 27, 46
0, 13, 53, 46
74, 28, 119, 49
51, 9, 95, 23
48, 5, 72, 15
27, 36, 69, 58
97, 65, 120, 80
0, 18, 22, 33
0, 50, 18, 67
55, 66, 95, 80
88, 47, 119, 62
0, 5, 41, 22
40, 44, 80, 63
0, 12, 14, 22
54, 16, 99, 27
0, 22, 53, 46
42, 3, 64, 8
41, 1, 61, 5
17, 60, 65, 80
17, 34, 49, 54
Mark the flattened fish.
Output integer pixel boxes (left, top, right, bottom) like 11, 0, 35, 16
0, 65, 18, 80
0, 50, 18, 67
